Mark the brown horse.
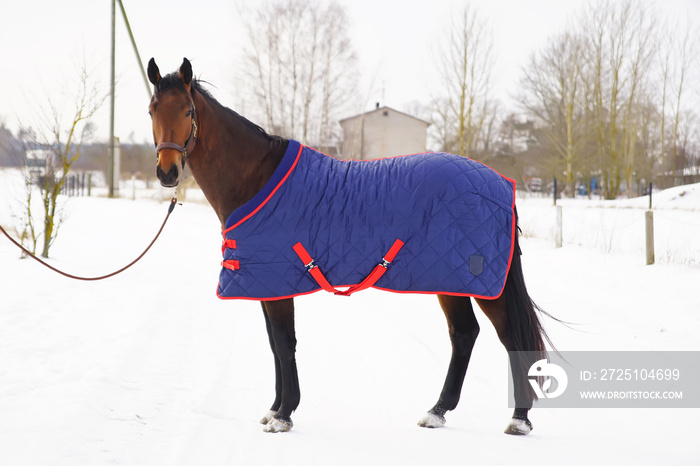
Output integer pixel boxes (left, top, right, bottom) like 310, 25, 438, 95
147, 57, 553, 434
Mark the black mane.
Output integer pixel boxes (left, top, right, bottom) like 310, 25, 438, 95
155, 72, 285, 146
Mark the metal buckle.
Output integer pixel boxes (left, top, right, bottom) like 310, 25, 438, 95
304, 260, 317, 270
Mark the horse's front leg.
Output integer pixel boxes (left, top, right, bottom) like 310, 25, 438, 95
260, 302, 282, 426
418, 295, 479, 428
260, 298, 299, 433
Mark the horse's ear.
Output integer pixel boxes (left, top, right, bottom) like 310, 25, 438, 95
179, 57, 193, 87
147, 58, 161, 86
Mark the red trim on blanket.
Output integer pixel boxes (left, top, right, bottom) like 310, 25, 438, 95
461, 158, 518, 300
217, 285, 322, 302
503, 176, 517, 300
216, 285, 505, 302
217, 185, 517, 302
217, 143, 518, 302
223, 144, 303, 234
371, 286, 503, 300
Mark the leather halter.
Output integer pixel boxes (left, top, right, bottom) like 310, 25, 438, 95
155, 103, 198, 167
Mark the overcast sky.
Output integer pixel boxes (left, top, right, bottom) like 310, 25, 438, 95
1, 0, 698, 143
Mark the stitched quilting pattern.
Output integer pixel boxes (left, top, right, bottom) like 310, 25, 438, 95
218, 140, 515, 300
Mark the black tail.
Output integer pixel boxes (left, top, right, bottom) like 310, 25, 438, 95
502, 214, 557, 407
502, 230, 555, 357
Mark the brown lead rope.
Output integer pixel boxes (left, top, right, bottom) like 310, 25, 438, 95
0, 197, 178, 281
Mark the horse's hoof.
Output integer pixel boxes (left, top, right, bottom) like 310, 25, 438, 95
263, 416, 293, 433
504, 417, 533, 435
260, 410, 277, 425
417, 412, 446, 428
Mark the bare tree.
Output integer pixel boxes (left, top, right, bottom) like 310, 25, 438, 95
431, 4, 496, 159
620, 3, 657, 196
633, 93, 663, 190
512, 0, 699, 197
238, 0, 358, 149
20, 62, 105, 258
518, 32, 590, 197
666, 20, 698, 183
577, 0, 657, 198
316, 2, 357, 152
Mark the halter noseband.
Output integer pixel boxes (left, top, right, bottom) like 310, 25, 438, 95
155, 103, 198, 167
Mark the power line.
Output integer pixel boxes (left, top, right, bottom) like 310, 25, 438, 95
117, 0, 151, 98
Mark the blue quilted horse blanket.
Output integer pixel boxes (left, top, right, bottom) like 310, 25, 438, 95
217, 140, 516, 301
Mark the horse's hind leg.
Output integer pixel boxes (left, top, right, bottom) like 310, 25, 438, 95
260, 298, 300, 433
418, 294, 479, 428
476, 296, 536, 435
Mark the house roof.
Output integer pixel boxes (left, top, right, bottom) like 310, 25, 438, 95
339, 106, 430, 126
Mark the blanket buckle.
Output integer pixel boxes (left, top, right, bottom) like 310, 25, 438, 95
292, 239, 404, 297
304, 259, 317, 270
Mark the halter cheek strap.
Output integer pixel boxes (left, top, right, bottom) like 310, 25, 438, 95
155, 104, 198, 167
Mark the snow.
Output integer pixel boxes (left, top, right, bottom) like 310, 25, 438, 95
1, 170, 699, 465
517, 185, 700, 268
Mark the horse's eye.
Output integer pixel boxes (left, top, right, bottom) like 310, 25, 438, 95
148, 111, 153, 118
185, 110, 192, 118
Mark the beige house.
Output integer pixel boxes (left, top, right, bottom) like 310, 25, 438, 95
339, 105, 429, 160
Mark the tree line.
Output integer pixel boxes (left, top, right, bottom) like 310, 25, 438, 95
231, 0, 699, 199
431, 0, 699, 198
2, 0, 698, 204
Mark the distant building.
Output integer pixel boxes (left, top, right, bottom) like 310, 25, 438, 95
339, 105, 429, 160
25, 149, 52, 177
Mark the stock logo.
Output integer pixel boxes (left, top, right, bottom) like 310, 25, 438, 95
528, 359, 568, 399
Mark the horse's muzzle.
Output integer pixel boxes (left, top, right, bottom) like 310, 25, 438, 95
157, 163, 180, 187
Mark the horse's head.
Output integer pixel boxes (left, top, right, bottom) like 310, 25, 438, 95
147, 57, 198, 187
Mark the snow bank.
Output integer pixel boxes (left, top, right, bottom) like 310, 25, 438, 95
0, 169, 698, 465
516, 183, 700, 267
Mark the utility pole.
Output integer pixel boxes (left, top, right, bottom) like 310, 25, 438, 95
108, 0, 116, 198
108, 0, 150, 198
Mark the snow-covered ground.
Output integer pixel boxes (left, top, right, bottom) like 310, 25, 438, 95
1, 170, 698, 465
521, 189, 700, 270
